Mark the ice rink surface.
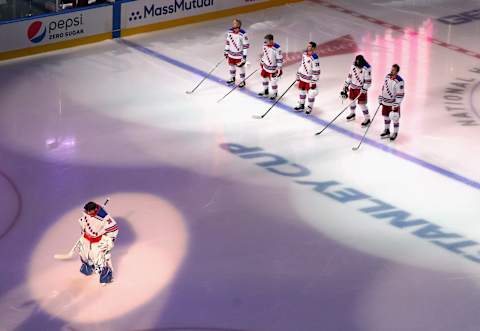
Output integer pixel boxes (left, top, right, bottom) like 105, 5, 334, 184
1, 1, 480, 330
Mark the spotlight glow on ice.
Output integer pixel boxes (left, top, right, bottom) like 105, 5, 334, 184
28, 193, 188, 323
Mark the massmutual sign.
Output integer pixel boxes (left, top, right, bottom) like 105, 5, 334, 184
129, 0, 215, 22
122, 0, 270, 28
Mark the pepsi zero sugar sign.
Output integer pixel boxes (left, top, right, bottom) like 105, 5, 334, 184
0, 6, 112, 53
121, 0, 269, 28
27, 15, 84, 44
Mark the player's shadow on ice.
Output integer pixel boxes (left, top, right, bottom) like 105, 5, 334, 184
111, 217, 135, 273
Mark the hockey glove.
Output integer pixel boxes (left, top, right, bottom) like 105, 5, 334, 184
378, 95, 383, 105
273, 69, 283, 78
237, 57, 247, 67
340, 86, 348, 99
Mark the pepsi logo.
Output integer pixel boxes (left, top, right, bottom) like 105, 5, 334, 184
27, 21, 46, 44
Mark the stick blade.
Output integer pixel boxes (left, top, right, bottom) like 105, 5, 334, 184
185, 90, 193, 95
252, 115, 263, 119
54, 253, 74, 260
352, 146, 360, 151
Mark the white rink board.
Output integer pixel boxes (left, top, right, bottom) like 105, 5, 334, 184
121, 0, 270, 28
0, 5, 112, 53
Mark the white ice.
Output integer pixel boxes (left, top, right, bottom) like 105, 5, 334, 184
1, 1, 480, 330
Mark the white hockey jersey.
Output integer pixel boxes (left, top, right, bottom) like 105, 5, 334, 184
297, 52, 320, 83
261, 43, 283, 73
224, 28, 249, 59
345, 63, 372, 91
79, 207, 118, 242
380, 74, 405, 107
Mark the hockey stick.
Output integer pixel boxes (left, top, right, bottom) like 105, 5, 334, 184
352, 103, 381, 151
54, 198, 110, 260
53, 239, 81, 261
253, 79, 297, 119
185, 58, 225, 95
216, 68, 259, 103
314, 94, 361, 136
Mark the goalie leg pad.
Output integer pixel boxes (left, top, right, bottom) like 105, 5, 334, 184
78, 237, 91, 263
90, 241, 109, 273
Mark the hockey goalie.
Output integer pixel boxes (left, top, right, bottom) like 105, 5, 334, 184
77, 201, 118, 284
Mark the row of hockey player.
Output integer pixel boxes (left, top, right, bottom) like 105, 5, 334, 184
223, 19, 405, 140
224, 19, 318, 115
340, 58, 404, 141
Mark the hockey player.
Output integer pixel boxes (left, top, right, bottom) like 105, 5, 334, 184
78, 201, 118, 284
258, 34, 283, 100
294, 41, 320, 115
224, 19, 249, 87
379, 64, 405, 141
341, 54, 372, 127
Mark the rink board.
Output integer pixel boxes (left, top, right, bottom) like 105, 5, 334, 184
120, 0, 303, 37
0, 5, 112, 61
0, 0, 302, 61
